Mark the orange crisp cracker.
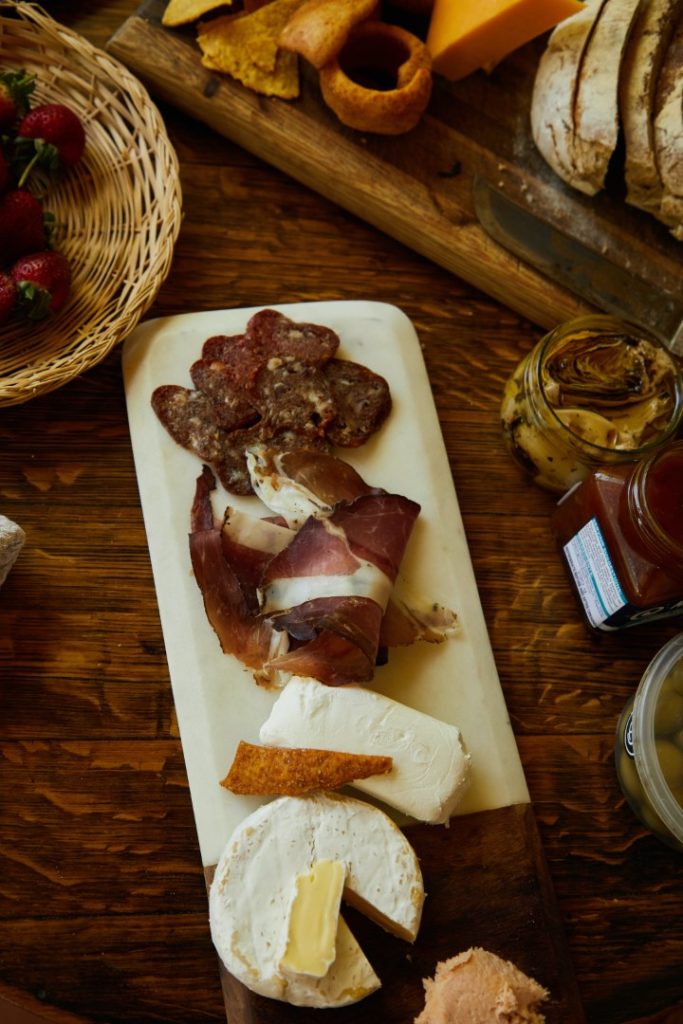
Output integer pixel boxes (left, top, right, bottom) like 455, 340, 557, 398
221, 740, 393, 795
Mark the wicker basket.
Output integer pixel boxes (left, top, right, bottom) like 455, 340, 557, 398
0, 2, 182, 407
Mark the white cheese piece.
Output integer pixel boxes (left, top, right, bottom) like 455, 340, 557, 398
0, 515, 25, 587
280, 858, 345, 978
260, 676, 471, 824
209, 792, 423, 1006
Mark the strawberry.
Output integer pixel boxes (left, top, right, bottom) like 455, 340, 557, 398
0, 271, 16, 324
12, 250, 71, 319
15, 103, 85, 184
0, 69, 35, 131
0, 148, 10, 193
0, 189, 48, 264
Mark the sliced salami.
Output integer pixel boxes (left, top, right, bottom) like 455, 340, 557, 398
245, 308, 339, 365
323, 358, 392, 447
252, 360, 337, 440
151, 385, 230, 462
152, 311, 391, 495
189, 358, 259, 431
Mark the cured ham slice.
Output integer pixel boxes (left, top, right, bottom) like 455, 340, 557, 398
247, 445, 381, 527
261, 493, 420, 684
189, 467, 289, 683
189, 451, 456, 687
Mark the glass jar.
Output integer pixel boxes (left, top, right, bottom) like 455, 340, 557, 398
500, 315, 683, 494
551, 440, 683, 630
615, 634, 683, 852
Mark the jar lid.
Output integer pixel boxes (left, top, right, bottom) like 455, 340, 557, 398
632, 633, 683, 844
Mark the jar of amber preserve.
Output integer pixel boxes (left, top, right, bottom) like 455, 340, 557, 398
500, 315, 683, 493
551, 440, 683, 630
615, 634, 683, 851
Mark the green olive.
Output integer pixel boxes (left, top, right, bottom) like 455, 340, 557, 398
617, 749, 643, 802
666, 661, 683, 698
655, 739, 683, 789
654, 685, 683, 736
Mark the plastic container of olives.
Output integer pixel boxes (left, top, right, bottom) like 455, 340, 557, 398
615, 634, 683, 851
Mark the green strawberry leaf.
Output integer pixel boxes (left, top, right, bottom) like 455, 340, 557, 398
15, 280, 52, 321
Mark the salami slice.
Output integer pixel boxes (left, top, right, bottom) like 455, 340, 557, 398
201, 333, 265, 390
245, 308, 339, 365
252, 360, 337, 441
151, 385, 230, 462
190, 358, 259, 431
323, 358, 392, 447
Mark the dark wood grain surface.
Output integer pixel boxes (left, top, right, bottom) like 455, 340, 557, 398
1, 3, 682, 1024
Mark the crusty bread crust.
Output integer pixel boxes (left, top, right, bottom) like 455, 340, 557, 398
531, 0, 608, 191
654, 12, 683, 236
571, 0, 641, 193
620, 0, 683, 213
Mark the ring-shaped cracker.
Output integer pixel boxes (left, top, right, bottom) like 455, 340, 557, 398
319, 21, 432, 135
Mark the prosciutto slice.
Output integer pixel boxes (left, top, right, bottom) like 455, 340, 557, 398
260, 492, 420, 684
189, 450, 456, 688
189, 467, 288, 683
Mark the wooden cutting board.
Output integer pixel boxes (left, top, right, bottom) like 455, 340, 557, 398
123, 301, 586, 1024
107, 0, 683, 332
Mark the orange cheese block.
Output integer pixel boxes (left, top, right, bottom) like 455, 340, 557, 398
426, 0, 586, 82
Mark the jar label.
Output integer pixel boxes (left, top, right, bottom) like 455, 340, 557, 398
624, 712, 634, 759
562, 517, 683, 629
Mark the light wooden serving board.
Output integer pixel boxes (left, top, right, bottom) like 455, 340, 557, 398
122, 301, 585, 1023
108, 0, 683, 332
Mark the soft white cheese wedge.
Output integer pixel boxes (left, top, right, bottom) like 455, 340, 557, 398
209, 792, 423, 1007
260, 676, 471, 824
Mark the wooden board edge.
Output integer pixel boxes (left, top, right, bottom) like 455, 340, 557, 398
107, 15, 591, 331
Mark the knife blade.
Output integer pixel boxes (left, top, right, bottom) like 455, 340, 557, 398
473, 176, 683, 356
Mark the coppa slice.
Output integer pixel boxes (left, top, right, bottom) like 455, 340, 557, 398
260, 676, 471, 823
209, 792, 424, 1006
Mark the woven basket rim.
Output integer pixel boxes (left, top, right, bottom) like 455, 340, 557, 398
0, 1, 182, 408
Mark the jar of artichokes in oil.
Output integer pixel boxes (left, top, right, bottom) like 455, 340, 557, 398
500, 315, 683, 494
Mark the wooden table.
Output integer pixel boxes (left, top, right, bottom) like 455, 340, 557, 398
1, 4, 682, 1023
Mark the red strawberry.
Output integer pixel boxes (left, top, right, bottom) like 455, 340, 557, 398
15, 103, 85, 184
0, 189, 48, 264
0, 69, 35, 130
0, 271, 16, 324
0, 148, 9, 193
12, 251, 71, 319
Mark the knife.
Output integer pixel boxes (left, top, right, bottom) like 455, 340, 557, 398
473, 176, 683, 357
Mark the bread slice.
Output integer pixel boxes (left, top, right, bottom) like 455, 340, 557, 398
571, 0, 642, 194
531, 0, 608, 189
620, 0, 683, 213
653, 12, 683, 237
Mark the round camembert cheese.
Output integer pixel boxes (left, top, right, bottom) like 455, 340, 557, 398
209, 791, 424, 1007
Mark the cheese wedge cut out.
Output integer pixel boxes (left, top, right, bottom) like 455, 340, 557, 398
260, 676, 471, 824
280, 859, 346, 978
427, 0, 585, 82
209, 792, 423, 1006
